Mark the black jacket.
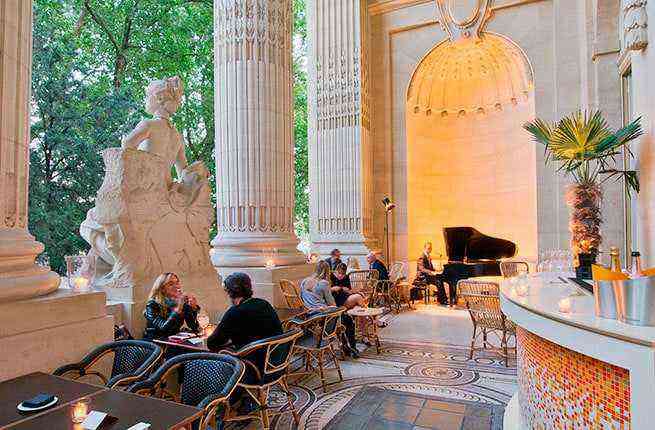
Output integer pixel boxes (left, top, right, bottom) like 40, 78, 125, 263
414, 253, 435, 285
371, 260, 389, 281
143, 299, 200, 340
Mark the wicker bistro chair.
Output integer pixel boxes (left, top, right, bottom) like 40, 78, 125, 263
457, 280, 516, 367
287, 307, 345, 392
279, 279, 307, 311
348, 269, 380, 304
499, 261, 530, 278
375, 262, 411, 313
54, 340, 163, 389
220, 328, 304, 429
128, 353, 244, 430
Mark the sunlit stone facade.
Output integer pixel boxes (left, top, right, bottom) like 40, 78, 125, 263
308, 0, 655, 271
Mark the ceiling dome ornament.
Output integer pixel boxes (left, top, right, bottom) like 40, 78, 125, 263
407, 1, 534, 117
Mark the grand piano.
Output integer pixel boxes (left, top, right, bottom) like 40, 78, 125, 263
441, 227, 517, 303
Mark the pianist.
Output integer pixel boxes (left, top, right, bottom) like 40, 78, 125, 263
415, 242, 447, 305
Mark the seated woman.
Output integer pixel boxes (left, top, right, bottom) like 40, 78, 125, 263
143, 273, 200, 341
330, 263, 366, 309
301, 261, 359, 358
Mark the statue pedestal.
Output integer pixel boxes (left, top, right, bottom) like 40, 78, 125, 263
82, 148, 228, 335
213, 264, 314, 308
0, 289, 114, 381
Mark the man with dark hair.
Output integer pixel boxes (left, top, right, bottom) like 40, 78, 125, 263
367, 252, 389, 281
207, 272, 283, 351
325, 248, 342, 270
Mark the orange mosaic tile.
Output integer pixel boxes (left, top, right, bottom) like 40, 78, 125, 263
517, 327, 631, 429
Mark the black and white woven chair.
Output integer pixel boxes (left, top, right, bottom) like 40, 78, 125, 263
54, 340, 162, 389
128, 352, 244, 430
221, 328, 303, 429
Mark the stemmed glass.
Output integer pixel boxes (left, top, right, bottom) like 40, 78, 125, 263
197, 311, 210, 336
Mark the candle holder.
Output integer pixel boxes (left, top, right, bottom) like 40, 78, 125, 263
558, 297, 572, 313
71, 397, 91, 423
65, 254, 96, 292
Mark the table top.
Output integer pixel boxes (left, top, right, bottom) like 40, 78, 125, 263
500, 272, 655, 347
348, 307, 384, 317
9, 388, 202, 430
0, 372, 106, 428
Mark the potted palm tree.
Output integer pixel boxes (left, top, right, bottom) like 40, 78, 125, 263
524, 110, 642, 270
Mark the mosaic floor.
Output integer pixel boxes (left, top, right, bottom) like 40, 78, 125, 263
228, 305, 518, 429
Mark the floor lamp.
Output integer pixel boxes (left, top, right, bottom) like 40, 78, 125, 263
382, 197, 395, 262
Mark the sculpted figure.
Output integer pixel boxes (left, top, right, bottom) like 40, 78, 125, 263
80, 77, 213, 287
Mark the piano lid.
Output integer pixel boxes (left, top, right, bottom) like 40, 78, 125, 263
443, 227, 516, 262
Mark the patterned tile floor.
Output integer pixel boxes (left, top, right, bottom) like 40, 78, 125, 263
228, 304, 517, 429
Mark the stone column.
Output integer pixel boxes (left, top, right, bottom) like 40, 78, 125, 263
0, 0, 113, 381
307, 0, 377, 261
0, 0, 59, 301
213, 0, 306, 268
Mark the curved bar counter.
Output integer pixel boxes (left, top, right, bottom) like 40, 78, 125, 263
500, 274, 655, 429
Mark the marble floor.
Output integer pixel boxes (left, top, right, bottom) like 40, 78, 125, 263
229, 304, 517, 429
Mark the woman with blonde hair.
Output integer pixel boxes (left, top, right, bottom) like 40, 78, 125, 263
301, 261, 360, 358
143, 272, 200, 340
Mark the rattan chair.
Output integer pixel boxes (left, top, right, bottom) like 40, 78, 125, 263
375, 262, 411, 313
128, 352, 244, 430
279, 279, 307, 311
458, 280, 516, 367
220, 328, 303, 429
287, 307, 345, 392
348, 269, 379, 304
54, 340, 163, 389
499, 261, 530, 278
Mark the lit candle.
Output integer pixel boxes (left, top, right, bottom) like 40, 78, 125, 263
515, 283, 529, 297
71, 398, 90, 423
558, 297, 572, 313
265, 259, 275, 270
72, 276, 89, 291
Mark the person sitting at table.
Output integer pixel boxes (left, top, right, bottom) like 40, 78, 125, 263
143, 272, 200, 341
206, 272, 283, 352
414, 241, 448, 305
367, 252, 389, 280
331, 262, 366, 309
301, 261, 359, 357
325, 248, 343, 271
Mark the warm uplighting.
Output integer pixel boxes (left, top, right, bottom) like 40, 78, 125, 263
558, 297, 572, 313
72, 276, 90, 292
71, 398, 90, 423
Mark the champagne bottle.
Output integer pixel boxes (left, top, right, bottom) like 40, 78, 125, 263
629, 251, 644, 279
609, 246, 621, 272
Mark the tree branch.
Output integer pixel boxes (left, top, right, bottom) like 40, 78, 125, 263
83, 0, 120, 51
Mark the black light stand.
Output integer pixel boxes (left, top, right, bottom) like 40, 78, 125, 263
382, 197, 395, 262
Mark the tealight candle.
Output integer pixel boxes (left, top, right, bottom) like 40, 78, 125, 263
265, 259, 275, 270
72, 276, 90, 291
516, 283, 529, 297
71, 398, 90, 423
558, 297, 572, 313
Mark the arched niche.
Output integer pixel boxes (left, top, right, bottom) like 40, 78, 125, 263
405, 33, 538, 260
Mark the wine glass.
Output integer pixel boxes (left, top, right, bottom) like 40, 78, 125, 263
197, 311, 210, 335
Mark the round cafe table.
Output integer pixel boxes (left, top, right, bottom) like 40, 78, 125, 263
348, 307, 384, 354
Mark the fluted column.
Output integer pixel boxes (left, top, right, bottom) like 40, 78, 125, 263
307, 0, 377, 259
213, 0, 305, 267
0, 0, 59, 301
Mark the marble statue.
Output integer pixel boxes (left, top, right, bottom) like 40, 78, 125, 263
81, 77, 225, 331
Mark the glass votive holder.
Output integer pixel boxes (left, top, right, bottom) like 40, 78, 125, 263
516, 283, 529, 297
558, 297, 572, 313
71, 397, 91, 423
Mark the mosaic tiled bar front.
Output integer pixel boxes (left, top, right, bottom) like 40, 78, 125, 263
517, 327, 631, 429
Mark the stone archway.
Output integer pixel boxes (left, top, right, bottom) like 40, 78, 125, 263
405, 32, 538, 259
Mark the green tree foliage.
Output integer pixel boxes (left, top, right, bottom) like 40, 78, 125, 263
30, 0, 309, 273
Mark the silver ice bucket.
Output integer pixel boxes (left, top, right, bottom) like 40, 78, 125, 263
593, 280, 618, 319
612, 276, 655, 326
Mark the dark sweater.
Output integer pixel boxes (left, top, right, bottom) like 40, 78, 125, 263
330, 273, 352, 307
207, 297, 283, 351
371, 260, 389, 281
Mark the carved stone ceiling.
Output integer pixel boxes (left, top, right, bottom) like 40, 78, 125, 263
407, 32, 534, 117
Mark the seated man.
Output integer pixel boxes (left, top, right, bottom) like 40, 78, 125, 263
207, 272, 283, 352
367, 252, 389, 281
413, 241, 447, 305
325, 248, 343, 271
